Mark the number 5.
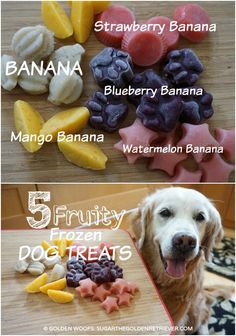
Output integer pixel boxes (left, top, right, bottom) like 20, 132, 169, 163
27, 192, 51, 229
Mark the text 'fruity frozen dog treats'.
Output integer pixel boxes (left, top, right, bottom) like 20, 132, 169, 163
174, 4, 211, 42
95, 5, 135, 48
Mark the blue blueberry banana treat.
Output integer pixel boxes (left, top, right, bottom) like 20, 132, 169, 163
180, 87, 214, 124
128, 69, 168, 107
136, 89, 183, 132
90, 47, 134, 88
86, 91, 128, 132
163, 48, 203, 87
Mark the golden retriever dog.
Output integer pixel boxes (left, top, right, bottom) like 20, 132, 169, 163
132, 187, 224, 335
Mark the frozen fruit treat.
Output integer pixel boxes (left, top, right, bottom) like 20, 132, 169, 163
136, 89, 183, 132
67, 256, 86, 271
101, 296, 119, 313
174, 4, 210, 43
180, 87, 214, 124
76, 278, 97, 298
122, 29, 166, 66
90, 47, 134, 88
84, 256, 123, 284
214, 128, 235, 163
147, 16, 180, 51
66, 257, 87, 287
163, 48, 203, 87
94, 5, 135, 48
128, 69, 167, 107
86, 91, 128, 132
66, 270, 87, 287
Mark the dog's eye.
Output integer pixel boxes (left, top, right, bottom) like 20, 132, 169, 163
195, 213, 205, 221
159, 209, 172, 218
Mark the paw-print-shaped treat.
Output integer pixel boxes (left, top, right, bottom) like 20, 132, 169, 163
67, 256, 86, 271
90, 47, 134, 88
66, 269, 87, 287
86, 91, 128, 132
163, 49, 203, 86
180, 87, 214, 124
91, 267, 114, 284
84, 262, 101, 277
66, 257, 87, 287
99, 256, 115, 267
136, 89, 183, 132
128, 69, 168, 107
83, 257, 123, 284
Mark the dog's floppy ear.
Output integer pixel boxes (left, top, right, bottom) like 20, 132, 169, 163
202, 202, 224, 261
131, 197, 153, 249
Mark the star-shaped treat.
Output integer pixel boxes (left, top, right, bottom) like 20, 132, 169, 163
93, 284, 111, 302
148, 136, 188, 176
199, 154, 234, 182
110, 278, 130, 295
114, 140, 139, 164
114, 118, 160, 164
170, 165, 202, 182
101, 296, 119, 314
76, 278, 97, 298
117, 292, 133, 306
127, 281, 140, 295
177, 123, 219, 163
214, 128, 235, 163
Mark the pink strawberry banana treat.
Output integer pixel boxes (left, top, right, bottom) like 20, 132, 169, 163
173, 3, 211, 43
147, 16, 179, 51
94, 5, 135, 48
121, 28, 166, 66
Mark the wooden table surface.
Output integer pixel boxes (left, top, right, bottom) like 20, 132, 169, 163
1, 229, 173, 335
1, 1, 235, 182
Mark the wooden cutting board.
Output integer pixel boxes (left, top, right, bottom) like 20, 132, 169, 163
1, 1, 235, 182
1, 229, 173, 335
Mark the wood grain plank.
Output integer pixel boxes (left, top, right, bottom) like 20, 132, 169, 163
1, 229, 173, 335
1, 1, 235, 182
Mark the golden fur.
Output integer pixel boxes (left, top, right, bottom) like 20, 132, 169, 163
132, 187, 225, 335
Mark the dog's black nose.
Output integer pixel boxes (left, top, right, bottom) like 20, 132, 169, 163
172, 233, 197, 253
